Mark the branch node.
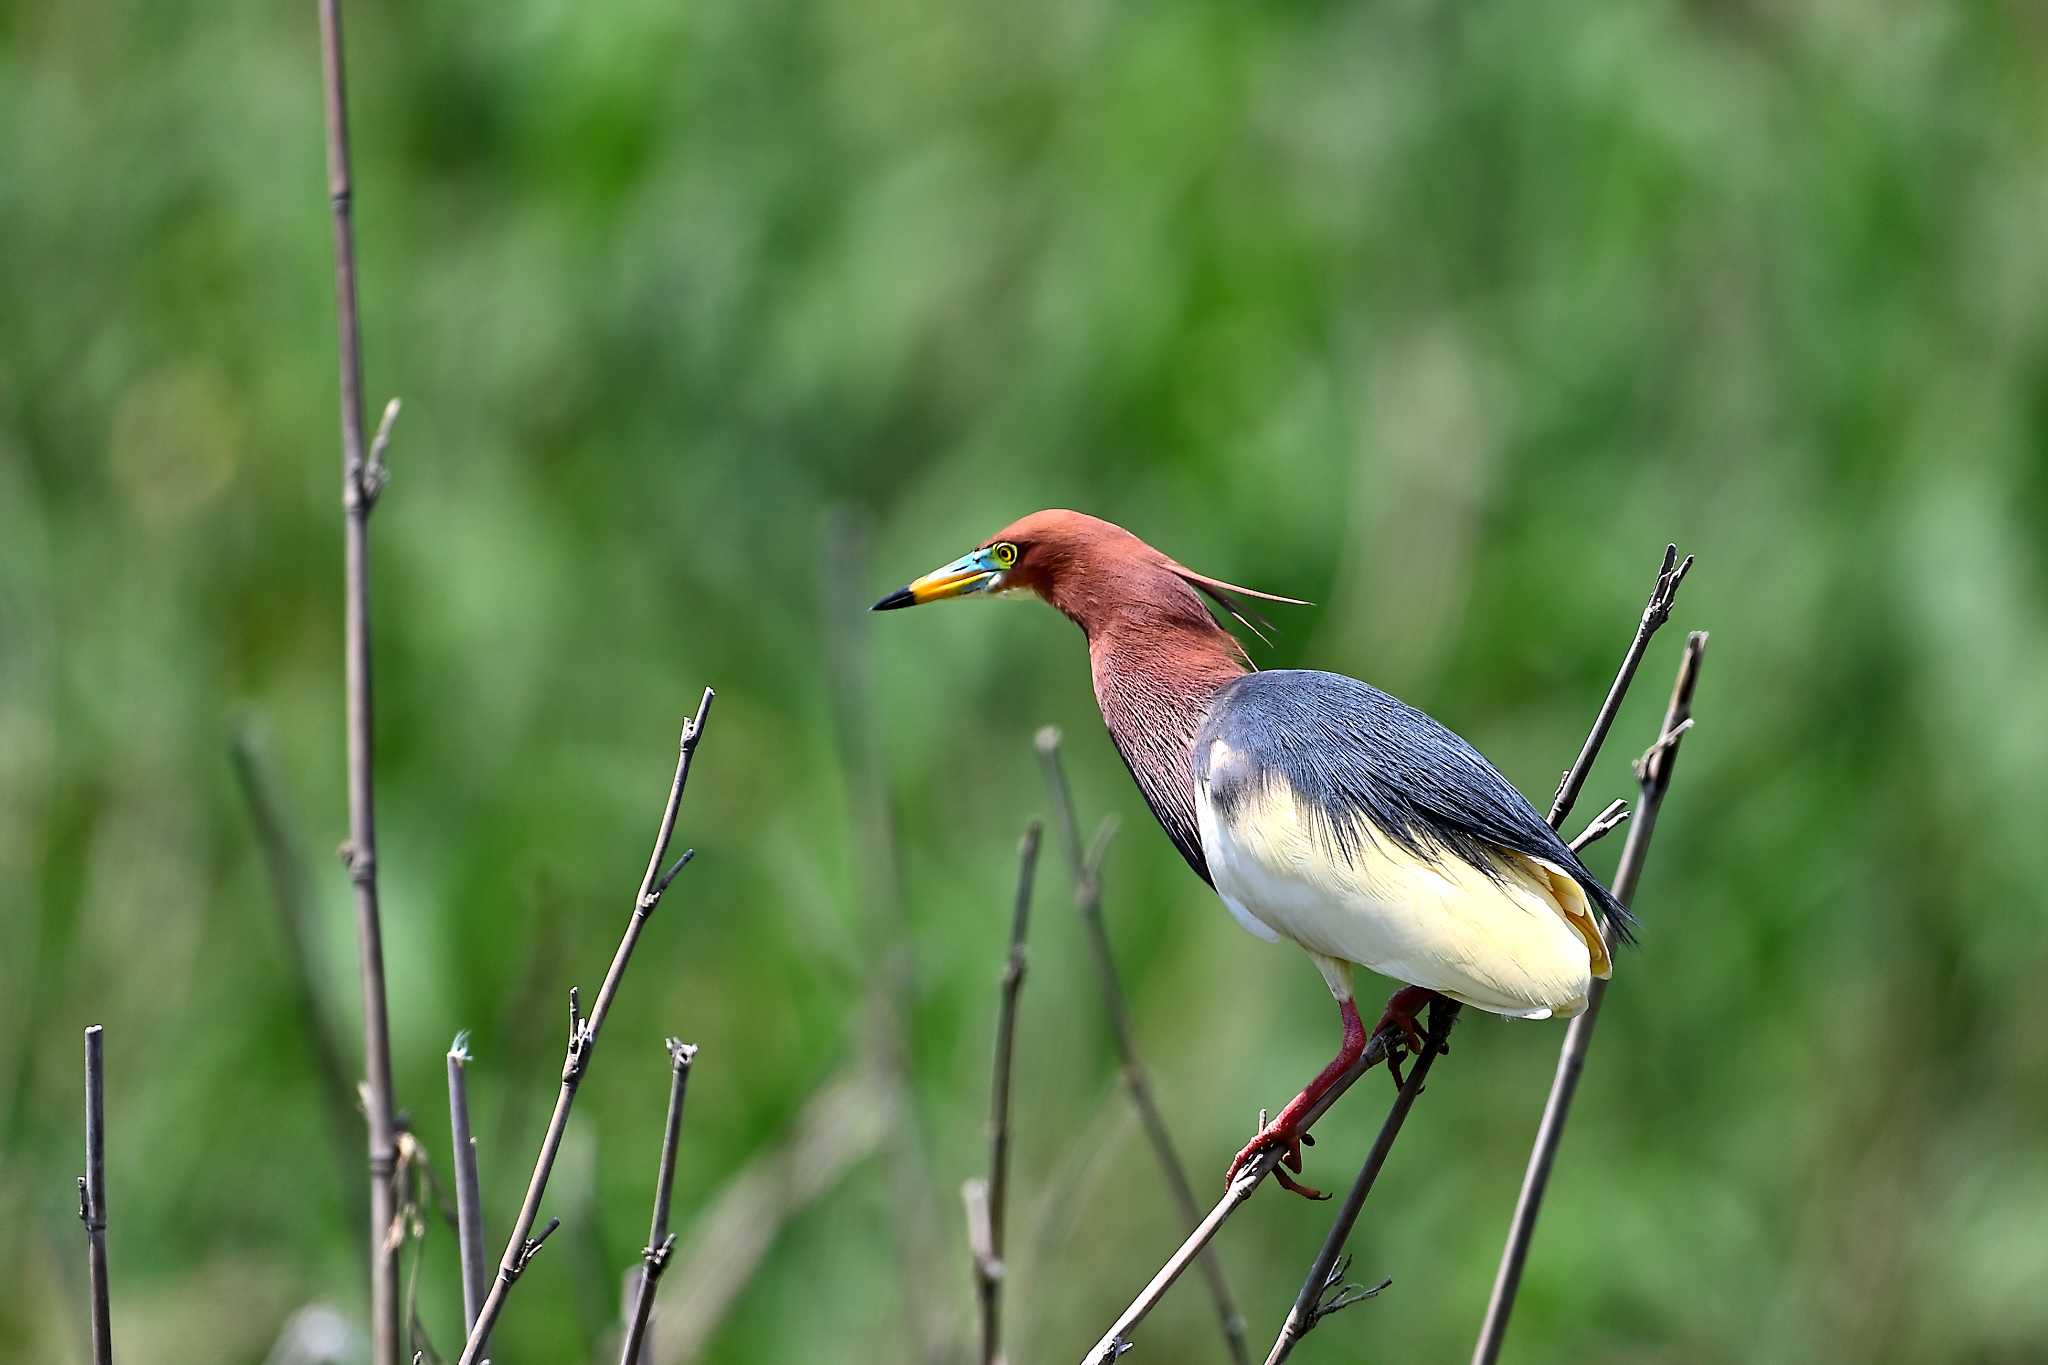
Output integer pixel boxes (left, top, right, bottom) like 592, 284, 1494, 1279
643, 1232, 678, 1274
1633, 716, 1696, 780
360, 397, 400, 508
1642, 543, 1694, 629
508, 1216, 561, 1280
1568, 799, 1631, 854
561, 988, 591, 1082
338, 840, 376, 884
681, 688, 716, 750
644, 848, 697, 910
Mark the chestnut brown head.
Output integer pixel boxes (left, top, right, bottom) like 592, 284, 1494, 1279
872, 508, 1306, 642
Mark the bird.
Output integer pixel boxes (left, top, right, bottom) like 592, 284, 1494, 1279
871, 509, 1631, 1196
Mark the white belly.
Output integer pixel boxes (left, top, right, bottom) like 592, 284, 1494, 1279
1195, 747, 1598, 1019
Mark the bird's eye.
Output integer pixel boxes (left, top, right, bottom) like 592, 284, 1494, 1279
991, 542, 1019, 569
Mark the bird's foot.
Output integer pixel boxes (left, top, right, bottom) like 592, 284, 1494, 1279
1372, 986, 1435, 1055
1227, 1110, 1330, 1200
1373, 986, 1442, 1092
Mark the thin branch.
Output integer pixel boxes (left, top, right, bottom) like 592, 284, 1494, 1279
1567, 798, 1630, 854
1091, 543, 1693, 1362
80, 1025, 112, 1365
968, 823, 1044, 1365
1080, 1031, 1398, 1362
456, 688, 715, 1365
1547, 544, 1693, 825
653, 1063, 891, 1365
621, 1039, 698, 1365
1036, 728, 1253, 1365
1470, 631, 1706, 1365
230, 725, 363, 1222
1260, 1001, 1458, 1364
365, 398, 399, 502
315, 0, 402, 1354
446, 1035, 487, 1336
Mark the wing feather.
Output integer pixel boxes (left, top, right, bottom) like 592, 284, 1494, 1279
1194, 670, 1635, 945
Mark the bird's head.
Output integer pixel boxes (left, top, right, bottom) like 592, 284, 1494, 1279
871, 509, 1306, 644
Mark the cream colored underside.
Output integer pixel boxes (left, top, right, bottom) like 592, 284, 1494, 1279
1195, 744, 1609, 1019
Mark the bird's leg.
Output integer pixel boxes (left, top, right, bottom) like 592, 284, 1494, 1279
1226, 997, 1369, 1200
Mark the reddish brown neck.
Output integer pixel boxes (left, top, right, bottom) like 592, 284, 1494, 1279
1049, 566, 1248, 885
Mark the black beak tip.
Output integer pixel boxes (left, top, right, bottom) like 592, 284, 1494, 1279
871, 587, 916, 612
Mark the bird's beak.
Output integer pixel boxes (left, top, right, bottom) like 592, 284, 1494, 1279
871, 548, 999, 611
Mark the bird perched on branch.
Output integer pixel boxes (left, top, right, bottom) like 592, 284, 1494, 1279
873, 510, 1631, 1196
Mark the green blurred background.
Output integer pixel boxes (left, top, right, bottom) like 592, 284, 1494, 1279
5, 0, 2048, 1361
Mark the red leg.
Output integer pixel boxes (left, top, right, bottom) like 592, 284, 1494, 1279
1226, 998, 1369, 1199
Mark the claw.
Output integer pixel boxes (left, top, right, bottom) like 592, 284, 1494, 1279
1273, 1165, 1330, 1200
1373, 986, 1437, 1070
1227, 1118, 1323, 1200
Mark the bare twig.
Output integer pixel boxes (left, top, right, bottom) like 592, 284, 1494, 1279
314, 0, 402, 1355
1092, 544, 1693, 1361
654, 1064, 891, 1365
1037, 729, 1252, 1365
446, 1035, 487, 1335
1568, 798, 1630, 854
231, 725, 363, 1220
1081, 1031, 1398, 1362
80, 1025, 112, 1365
1470, 631, 1707, 1365
1261, 1000, 1458, 1364
1548, 545, 1693, 825
457, 689, 715, 1365
966, 823, 1044, 1365
621, 1039, 697, 1365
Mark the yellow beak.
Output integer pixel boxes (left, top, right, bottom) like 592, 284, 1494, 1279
871, 548, 999, 611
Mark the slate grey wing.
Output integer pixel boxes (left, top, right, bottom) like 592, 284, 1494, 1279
1196, 670, 1633, 941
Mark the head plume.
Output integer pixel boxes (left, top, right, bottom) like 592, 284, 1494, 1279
973, 509, 1309, 650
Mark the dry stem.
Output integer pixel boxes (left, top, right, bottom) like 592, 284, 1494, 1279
967, 822, 1044, 1365
621, 1038, 698, 1365
80, 1025, 112, 1365
314, 1, 403, 1355
1469, 631, 1707, 1365
653, 1064, 891, 1365
447, 1034, 488, 1335
456, 688, 714, 1365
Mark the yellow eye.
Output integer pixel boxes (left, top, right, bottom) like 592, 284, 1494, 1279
992, 542, 1018, 569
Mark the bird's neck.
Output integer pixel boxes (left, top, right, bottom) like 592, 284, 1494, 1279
1086, 613, 1248, 885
